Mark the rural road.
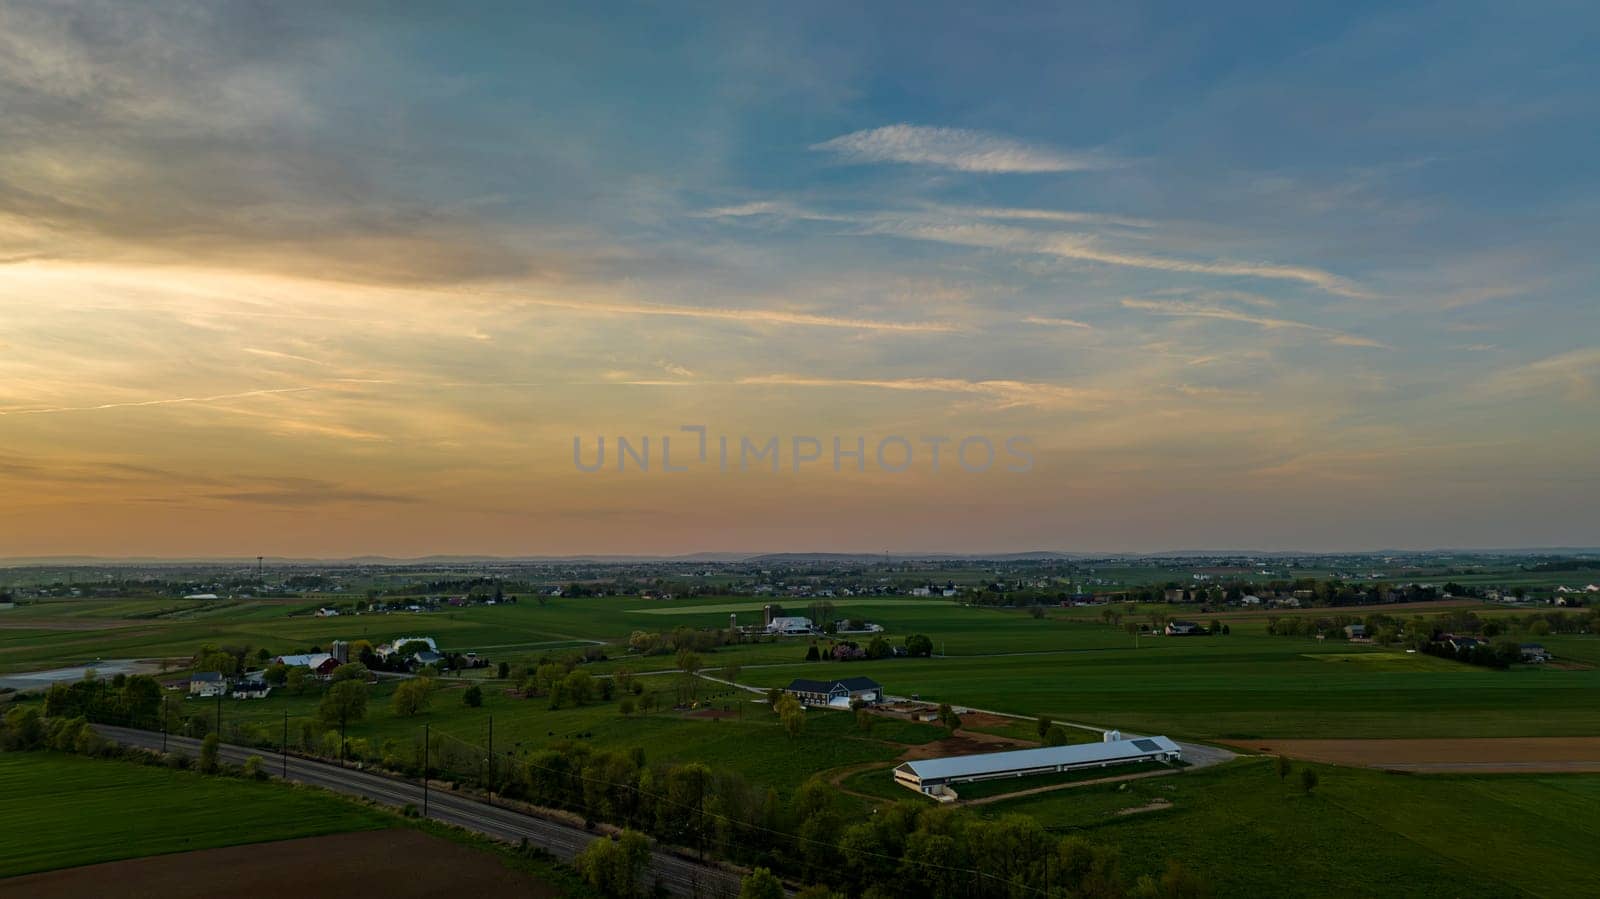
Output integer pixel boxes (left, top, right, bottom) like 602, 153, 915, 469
93, 725, 742, 898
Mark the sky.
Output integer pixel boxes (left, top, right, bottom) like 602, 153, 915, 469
1, 1, 1597, 557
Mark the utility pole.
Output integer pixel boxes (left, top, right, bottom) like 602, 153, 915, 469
422, 723, 430, 818
282, 711, 289, 778
486, 715, 494, 803
215, 689, 222, 739
161, 694, 169, 753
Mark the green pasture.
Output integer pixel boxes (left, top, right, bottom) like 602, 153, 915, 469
0, 751, 391, 878
986, 758, 1600, 898
197, 675, 942, 798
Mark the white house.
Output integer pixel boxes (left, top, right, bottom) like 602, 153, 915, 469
189, 671, 227, 697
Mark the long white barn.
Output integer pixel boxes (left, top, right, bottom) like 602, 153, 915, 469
894, 736, 1182, 798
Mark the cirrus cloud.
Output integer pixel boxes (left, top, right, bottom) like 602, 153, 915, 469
811, 125, 1109, 174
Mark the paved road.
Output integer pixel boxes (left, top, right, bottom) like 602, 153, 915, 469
93, 724, 741, 898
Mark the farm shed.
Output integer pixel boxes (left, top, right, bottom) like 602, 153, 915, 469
893, 736, 1182, 797
784, 676, 882, 708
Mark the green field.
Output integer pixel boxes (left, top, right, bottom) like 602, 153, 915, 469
3, 586, 1597, 897
6, 593, 1597, 745
983, 759, 1600, 898
0, 751, 391, 877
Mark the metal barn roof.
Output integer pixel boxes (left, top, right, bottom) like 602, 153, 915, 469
897, 736, 1180, 781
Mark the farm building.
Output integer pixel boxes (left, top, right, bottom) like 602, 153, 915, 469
1344, 624, 1368, 640
784, 676, 882, 708
274, 652, 340, 677
188, 671, 227, 697
1520, 643, 1552, 663
1164, 620, 1203, 636
894, 735, 1182, 799
767, 616, 814, 635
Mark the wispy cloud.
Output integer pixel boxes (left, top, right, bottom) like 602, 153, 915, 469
812, 125, 1109, 174
512, 295, 960, 333
1120, 298, 1385, 348
0, 387, 315, 416
1023, 315, 1094, 329
737, 374, 1103, 409
1484, 348, 1600, 400
870, 220, 1369, 297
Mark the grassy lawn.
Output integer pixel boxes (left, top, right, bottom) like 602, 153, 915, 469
984, 759, 1600, 898
0, 751, 391, 878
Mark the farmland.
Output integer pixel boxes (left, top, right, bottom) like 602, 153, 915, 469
4, 571, 1599, 896
981, 759, 1600, 898
0, 751, 390, 877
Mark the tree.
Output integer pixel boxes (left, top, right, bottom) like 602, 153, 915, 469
285, 667, 310, 696
575, 829, 651, 898
496, 661, 511, 679
1300, 768, 1319, 795
392, 678, 433, 717
676, 649, 702, 699
804, 644, 821, 662
462, 684, 483, 708
866, 635, 891, 659
120, 675, 163, 727
904, 633, 934, 657
319, 679, 369, 729
331, 662, 369, 683
619, 697, 636, 716
938, 703, 961, 731
1130, 858, 1209, 899
198, 733, 220, 774
775, 692, 805, 738
196, 651, 237, 677
721, 663, 742, 686
1275, 754, 1292, 783
564, 669, 595, 704
740, 867, 784, 899
1035, 715, 1054, 739
1044, 724, 1070, 746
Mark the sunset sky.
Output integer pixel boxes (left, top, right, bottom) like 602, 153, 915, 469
2, 2, 1597, 557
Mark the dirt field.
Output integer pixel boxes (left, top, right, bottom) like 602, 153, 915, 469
3, 829, 563, 899
1226, 737, 1600, 772
899, 720, 1033, 761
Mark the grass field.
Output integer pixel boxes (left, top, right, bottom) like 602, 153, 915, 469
983, 759, 1600, 898
200, 675, 944, 798
0, 752, 391, 878
6, 593, 1598, 746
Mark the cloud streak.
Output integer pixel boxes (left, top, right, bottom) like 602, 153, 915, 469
0, 387, 316, 416
1120, 298, 1386, 347
737, 374, 1103, 410
511, 295, 960, 333
812, 125, 1108, 174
